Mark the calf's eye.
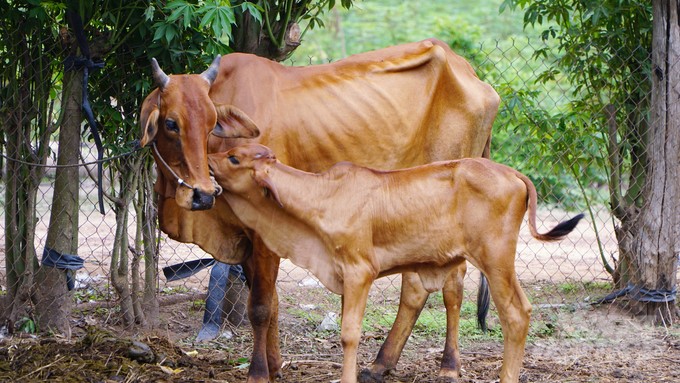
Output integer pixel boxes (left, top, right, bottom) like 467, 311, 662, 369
228, 156, 240, 165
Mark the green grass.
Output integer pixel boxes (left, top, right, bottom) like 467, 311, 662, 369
280, 283, 625, 346
287, 306, 325, 326
160, 285, 191, 295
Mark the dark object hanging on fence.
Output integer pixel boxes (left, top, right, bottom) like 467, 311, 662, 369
41, 247, 85, 291
65, 9, 105, 214
162, 258, 217, 281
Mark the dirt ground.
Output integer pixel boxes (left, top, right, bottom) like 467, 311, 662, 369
1, 296, 679, 383
2, 181, 679, 382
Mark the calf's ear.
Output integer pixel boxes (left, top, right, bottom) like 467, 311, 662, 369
253, 169, 283, 208
139, 89, 161, 147
212, 104, 260, 139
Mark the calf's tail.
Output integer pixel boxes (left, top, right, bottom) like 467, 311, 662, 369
477, 169, 584, 333
515, 172, 584, 241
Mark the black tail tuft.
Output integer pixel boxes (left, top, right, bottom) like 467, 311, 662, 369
545, 213, 585, 239
476, 272, 490, 333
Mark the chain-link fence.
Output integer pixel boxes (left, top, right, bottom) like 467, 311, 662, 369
1, 32, 678, 342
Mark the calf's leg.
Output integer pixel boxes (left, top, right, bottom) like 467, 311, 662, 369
242, 239, 282, 383
359, 272, 428, 383
360, 263, 467, 383
483, 262, 531, 383
438, 260, 466, 382
340, 274, 374, 383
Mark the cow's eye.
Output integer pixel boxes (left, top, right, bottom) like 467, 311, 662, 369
228, 156, 240, 165
166, 119, 179, 133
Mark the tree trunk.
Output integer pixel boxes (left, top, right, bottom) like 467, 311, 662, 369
34, 69, 83, 334
141, 163, 160, 328
617, 0, 680, 324
232, 1, 301, 61
4, 109, 41, 327
111, 197, 136, 328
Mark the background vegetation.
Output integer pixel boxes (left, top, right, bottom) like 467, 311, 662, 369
2, 0, 675, 337
289, 0, 596, 210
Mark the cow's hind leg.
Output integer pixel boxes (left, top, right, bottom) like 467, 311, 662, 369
437, 260, 466, 382
483, 263, 531, 383
242, 239, 282, 383
359, 272, 428, 383
266, 287, 282, 380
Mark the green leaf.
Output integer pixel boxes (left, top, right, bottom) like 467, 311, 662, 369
164, 24, 178, 44
241, 2, 263, 24
144, 5, 155, 21
152, 23, 166, 43
199, 7, 217, 30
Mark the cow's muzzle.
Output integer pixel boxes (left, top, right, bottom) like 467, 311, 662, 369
191, 188, 215, 210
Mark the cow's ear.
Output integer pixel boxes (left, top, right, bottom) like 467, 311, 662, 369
253, 168, 283, 208
212, 104, 260, 139
140, 90, 161, 147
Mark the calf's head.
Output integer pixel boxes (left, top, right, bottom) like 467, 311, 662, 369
139, 57, 261, 210
208, 144, 283, 207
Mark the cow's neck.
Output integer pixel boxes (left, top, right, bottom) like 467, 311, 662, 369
267, 164, 332, 224
223, 174, 345, 294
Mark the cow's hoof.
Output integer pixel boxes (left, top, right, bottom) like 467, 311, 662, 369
358, 368, 385, 383
269, 370, 282, 381
435, 377, 459, 383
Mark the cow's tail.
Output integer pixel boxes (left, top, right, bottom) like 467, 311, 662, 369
476, 271, 490, 332
515, 172, 584, 241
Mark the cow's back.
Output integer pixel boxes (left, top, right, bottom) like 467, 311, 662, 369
209, 38, 499, 172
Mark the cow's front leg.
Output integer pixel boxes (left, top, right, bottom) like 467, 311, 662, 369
242, 238, 282, 383
340, 275, 373, 383
359, 272, 428, 383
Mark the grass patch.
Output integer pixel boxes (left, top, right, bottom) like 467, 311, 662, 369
286, 306, 325, 327
190, 299, 205, 312
161, 285, 191, 295
73, 288, 109, 303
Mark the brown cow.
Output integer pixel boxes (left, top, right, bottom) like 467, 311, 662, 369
139, 38, 500, 383
207, 143, 583, 383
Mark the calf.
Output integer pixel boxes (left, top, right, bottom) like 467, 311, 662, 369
208, 144, 583, 383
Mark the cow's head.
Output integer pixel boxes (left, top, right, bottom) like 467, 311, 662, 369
139, 57, 261, 210
208, 144, 283, 208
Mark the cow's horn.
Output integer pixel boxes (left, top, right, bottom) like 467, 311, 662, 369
150, 58, 170, 89
201, 55, 221, 85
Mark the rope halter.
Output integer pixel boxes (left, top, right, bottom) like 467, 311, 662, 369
151, 141, 223, 196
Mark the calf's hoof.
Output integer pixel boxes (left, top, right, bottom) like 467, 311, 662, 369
358, 368, 386, 383
435, 377, 459, 383
245, 376, 270, 383
436, 368, 460, 382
